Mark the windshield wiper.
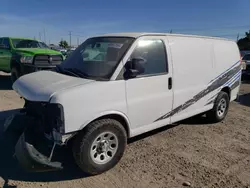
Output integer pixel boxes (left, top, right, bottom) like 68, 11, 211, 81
65, 68, 91, 79
55, 66, 80, 78
56, 66, 108, 81
63, 69, 81, 78
67, 68, 109, 81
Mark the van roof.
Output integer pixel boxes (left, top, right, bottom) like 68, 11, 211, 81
96, 32, 234, 42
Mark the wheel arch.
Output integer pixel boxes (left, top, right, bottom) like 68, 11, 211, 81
10, 59, 21, 70
221, 86, 231, 100
80, 111, 131, 138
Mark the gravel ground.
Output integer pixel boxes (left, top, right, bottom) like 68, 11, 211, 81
0, 72, 250, 188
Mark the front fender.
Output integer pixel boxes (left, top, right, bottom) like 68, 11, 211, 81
79, 110, 131, 137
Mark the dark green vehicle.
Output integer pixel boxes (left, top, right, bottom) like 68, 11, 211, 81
0, 37, 64, 83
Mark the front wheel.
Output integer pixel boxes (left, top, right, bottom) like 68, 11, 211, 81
206, 91, 229, 123
72, 119, 127, 175
11, 67, 20, 84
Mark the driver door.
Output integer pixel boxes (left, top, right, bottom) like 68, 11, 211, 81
0, 38, 11, 71
121, 36, 173, 136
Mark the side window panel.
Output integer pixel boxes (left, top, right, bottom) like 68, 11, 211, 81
129, 39, 168, 76
2, 38, 10, 48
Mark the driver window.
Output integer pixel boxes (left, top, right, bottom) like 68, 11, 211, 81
128, 39, 168, 76
2, 38, 10, 48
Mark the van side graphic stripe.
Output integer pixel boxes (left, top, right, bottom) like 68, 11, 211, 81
230, 80, 240, 91
206, 71, 241, 104
205, 99, 215, 106
205, 74, 241, 105
208, 60, 240, 84
207, 93, 220, 102
223, 70, 241, 87
155, 63, 241, 122
229, 74, 241, 87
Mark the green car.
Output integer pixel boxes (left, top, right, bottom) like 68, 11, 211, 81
0, 37, 64, 83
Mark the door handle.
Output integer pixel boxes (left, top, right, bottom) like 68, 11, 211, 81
168, 77, 172, 90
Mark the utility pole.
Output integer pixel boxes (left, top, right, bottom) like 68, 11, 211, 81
77, 37, 79, 46
43, 28, 46, 44
69, 31, 72, 47
60, 38, 63, 48
39, 32, 42, 41
236, 33, 239, 42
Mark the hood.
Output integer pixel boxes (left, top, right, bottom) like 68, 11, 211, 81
15, 48, 62, 55
13, 71, 94, 102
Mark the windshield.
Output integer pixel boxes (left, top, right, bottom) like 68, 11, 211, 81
58, 37, 134, 80
11, 39, 49, 49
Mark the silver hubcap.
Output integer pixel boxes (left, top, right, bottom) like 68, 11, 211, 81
217, 98, 227, 117
90, 132, 118, 164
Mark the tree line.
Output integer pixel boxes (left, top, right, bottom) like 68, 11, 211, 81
59, 40, 69, 48
237, 31, 250, 51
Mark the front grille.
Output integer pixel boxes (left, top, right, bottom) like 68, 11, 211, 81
33, 55, 63, 66
24, 100, 65, 134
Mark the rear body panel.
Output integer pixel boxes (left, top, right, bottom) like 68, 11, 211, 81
160, 36, 241, 125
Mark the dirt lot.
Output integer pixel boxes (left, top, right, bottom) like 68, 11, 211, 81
0, 72, 250, 188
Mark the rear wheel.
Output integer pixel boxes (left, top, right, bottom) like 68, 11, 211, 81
206, 91, 229, 123
72, 119, 127, 175
11, 67, 20, 84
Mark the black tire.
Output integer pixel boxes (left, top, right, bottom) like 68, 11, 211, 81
206, 91, 229, 123
72, 119, 127, 175
11, 67, 20, 84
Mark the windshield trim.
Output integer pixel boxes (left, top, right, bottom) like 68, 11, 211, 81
105, 36, 135, 80
60, 36, 135, 81
11, 38, 49, 49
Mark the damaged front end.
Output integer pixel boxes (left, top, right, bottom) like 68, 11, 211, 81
15, 126, 63, 172
6, 100, 67, 172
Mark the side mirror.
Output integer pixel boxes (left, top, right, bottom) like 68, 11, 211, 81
125, 68, 140, 78
0, 44, 9, 50
124, 57, 146, 79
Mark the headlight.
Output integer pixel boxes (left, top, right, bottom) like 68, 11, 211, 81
25, 101, 65, 134
45, 103, 65, 134
20, 56, 33, 64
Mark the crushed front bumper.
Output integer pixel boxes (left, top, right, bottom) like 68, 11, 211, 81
15, 128, 63, 172
4, 112, 64, 172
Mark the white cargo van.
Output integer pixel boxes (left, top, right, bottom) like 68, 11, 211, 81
4, 33, 241, 175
